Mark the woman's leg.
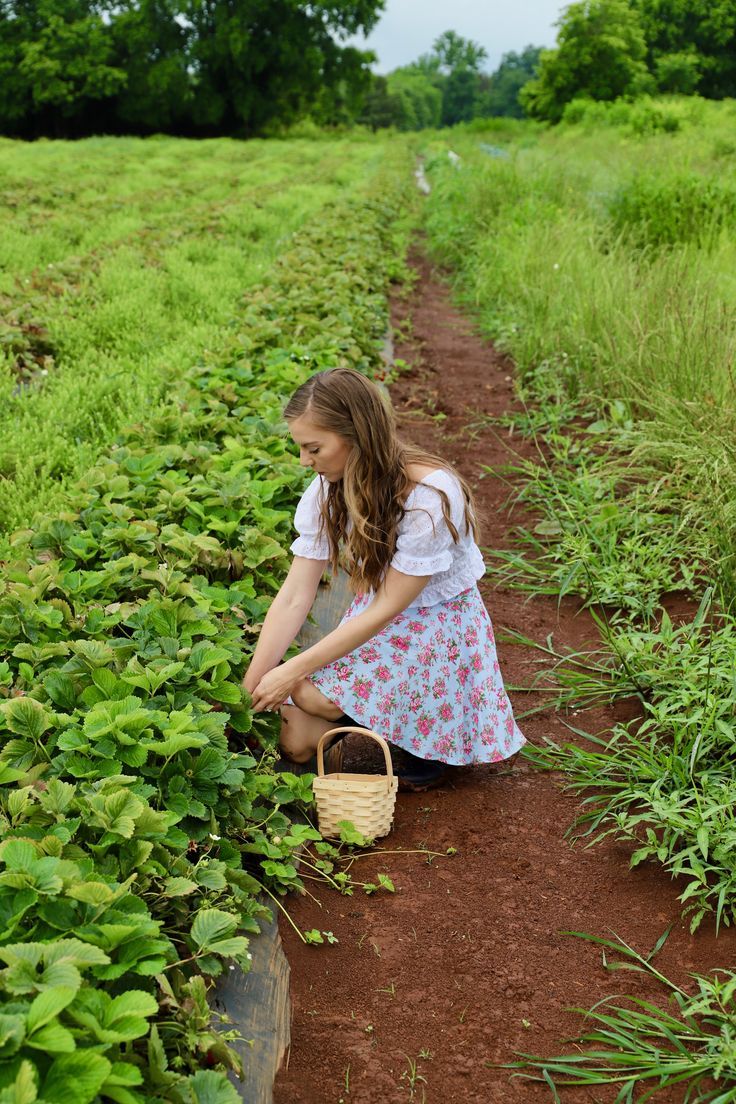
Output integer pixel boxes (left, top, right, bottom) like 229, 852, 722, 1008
283, 681, 448, 788
278, 678, 354, 765
290, 678, 343, 720
278, 704, 340, 764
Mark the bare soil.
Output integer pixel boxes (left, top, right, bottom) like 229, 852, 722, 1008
272, 244, 735, 1104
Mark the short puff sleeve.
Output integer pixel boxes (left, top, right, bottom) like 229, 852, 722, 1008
391, 482, 455, 577
290, 476, 330, 560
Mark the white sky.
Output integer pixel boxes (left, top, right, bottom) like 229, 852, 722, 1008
345, 0, 567, 73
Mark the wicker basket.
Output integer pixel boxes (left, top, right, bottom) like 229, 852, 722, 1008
312, 726, 398, 840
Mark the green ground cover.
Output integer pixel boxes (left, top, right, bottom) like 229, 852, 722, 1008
423, 99, 736, 1098
0, 138, 416, 1100
0, 133, 389, 539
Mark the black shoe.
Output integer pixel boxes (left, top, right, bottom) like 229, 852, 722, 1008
395, 752, 450, 793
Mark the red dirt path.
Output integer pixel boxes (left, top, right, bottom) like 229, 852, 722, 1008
272, 246, 735, 1104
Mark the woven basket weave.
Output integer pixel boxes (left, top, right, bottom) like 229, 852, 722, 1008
312, 726, 398, 840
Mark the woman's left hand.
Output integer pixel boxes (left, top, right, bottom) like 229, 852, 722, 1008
250, 661, 302, 713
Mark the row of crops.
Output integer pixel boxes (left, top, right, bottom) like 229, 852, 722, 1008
424, 98, 736, 1095
0, 133, 392, 543
0, 138, 415, 1101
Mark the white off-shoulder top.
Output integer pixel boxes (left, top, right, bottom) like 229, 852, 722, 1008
289, 469, 486, 607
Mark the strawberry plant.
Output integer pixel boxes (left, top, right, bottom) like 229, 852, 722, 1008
0, 153, 417, 1098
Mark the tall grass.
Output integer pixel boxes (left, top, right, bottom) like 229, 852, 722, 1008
423, 101, 736, 603
422, 98, 736, 930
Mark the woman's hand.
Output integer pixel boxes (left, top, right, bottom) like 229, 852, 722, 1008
250, 660, 302, 713
241, 667, 262, 696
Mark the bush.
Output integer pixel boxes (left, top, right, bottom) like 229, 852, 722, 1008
628, 99, 680, 134
561, 95, 681, 133
608, 172, 736, 247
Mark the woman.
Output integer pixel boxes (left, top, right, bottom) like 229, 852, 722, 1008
243, 367, 525, 791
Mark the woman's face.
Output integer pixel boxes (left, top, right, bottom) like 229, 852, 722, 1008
288, 414, 353, 482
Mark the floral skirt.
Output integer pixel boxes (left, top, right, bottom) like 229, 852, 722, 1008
308, 584, 526, 767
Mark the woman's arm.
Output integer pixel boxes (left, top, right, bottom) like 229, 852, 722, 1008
242, 556, 328, 693
249, 567, 431, 711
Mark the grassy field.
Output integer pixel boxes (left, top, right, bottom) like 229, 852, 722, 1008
0, 133, 398, 539
421, 98, 736, 1096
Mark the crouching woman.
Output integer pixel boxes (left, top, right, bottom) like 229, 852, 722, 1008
242, 367, 525, 791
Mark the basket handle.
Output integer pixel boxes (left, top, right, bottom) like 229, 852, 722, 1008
316, 726, 394, 786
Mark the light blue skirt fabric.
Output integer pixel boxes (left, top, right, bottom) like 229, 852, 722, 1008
308, 585, 526, 766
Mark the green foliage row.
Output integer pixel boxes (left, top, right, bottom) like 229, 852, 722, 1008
0, 134, 395, 543
0, 147, 415, 1101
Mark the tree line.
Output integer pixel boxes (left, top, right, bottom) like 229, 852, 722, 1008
0, 0, 384, 138
521, 0, 736, 122
357, 32, 541, 131
1, 1, 735, 138
360, 1, 736, 131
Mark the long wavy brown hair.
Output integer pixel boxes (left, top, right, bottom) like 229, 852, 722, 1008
283, 368, 481, 594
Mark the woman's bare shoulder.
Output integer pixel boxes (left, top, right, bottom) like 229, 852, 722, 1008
406, 463, 447, 481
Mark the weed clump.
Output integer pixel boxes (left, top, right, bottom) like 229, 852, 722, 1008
608, 172, 736, 248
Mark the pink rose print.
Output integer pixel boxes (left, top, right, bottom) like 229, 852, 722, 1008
409, 692, 423, 713
312, 584, 524, 766
431, 677, 447, 699
353, 677, 372, 701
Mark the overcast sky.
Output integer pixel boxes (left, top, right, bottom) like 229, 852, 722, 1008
345, 0, 567, 74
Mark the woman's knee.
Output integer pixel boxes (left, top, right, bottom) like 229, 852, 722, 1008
278, 706, 316, 763
291, 678, 341, 720
279, 742, 314, 765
